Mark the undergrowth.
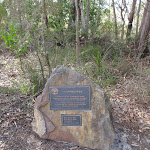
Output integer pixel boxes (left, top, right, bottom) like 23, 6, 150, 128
2, 39, 149, 102
0, 86, 19, 94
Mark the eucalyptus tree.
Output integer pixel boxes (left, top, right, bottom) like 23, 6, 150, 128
75, 0, 80, 60
126, 0, 137, 38
112, 0, 118, 39
138, 0, 150, 56
136, 0, 141, 35
117, 0, 128, 39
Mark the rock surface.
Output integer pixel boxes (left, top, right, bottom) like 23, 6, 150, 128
32, 66, 115, 150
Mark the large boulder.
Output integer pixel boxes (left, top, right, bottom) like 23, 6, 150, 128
32, 66, 115, 150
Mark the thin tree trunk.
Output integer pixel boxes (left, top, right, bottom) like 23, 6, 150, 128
85, 0, 90, 40
138, 0, 150, 55
33, 33, 45, 81
96, 0, 101, 27
42, 0, 51, 76
72, 0, 76, 22
136, 0, 141, 35
9, 0, 13, 20
36, 48, 45, 82
80, 0, 86, 31
42, 0, 48, 28
139, 1, 149, 35
119, 0, 127, 39
109, 0, 111, 22
68, 0, 74, 29
121, 22, 125, 40
121, 9, 125, 39
17, 0, 22, 30
126, 0, 137, 38
112, 0, 118, 39
93, 0, 101, 36
75, 0, 80, 61
19, 57, 24, 73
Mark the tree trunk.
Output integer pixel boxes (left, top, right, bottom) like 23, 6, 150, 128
119, 0, 127, 39
85, 0, 90, 40
80, 0, 86, 31
42, 0, 48, 28
9, 0, 13, 20
126, 0, 137, 38
36, 46, 45, 82
138, 0, 150, 55
112, 0, 118, 39
121, 21, 125, 40
17, 0, 22, 30
75, 0, 80, 61
42, 0, 51, 76
139, 1, 149, 34
96, 0, 101, 27
120, 9, 125, 40
109, 0, 111, 22
136, 0, 141, 35
68, 0, 75, 29
93, 0, 101, 36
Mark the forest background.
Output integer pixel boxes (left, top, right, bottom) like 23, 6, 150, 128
0, 0, 149, 96
0, 0, 150, 149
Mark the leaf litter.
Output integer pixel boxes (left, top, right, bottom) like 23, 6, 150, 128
0, 52, 150, 150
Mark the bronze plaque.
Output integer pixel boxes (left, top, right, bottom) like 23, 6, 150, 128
49, 85, 91, 110
61, 114, 82, 126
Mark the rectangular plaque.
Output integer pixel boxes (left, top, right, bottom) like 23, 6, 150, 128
61, 114, 82, 126
49, 85, 91, 110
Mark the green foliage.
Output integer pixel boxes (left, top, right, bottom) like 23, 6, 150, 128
0, 3, 7, 19
80, 43, 119, 87
100, 20, 114, 35
47, 45, 76, 69
89, 1, 99, 20
0, 86, 19, 94
0, 3, 7, 32
1, 25, 31, 57
25, 0, 40, 20
11, 64, 46, 95
0, 0, 146, 95
48, 0, 71, 43
18, 80, 31, 95
11, 78, 32, 95
27, 65, 45, 94
97, 66, 117, 87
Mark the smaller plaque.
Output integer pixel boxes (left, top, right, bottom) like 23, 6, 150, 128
61, 114, 82, 126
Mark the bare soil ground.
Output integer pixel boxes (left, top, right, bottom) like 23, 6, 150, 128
0, 52, 150, 150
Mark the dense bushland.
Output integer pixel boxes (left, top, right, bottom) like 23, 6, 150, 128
0, 0, 149, 101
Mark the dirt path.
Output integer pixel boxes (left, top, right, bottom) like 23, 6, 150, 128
0, 52, 150, 150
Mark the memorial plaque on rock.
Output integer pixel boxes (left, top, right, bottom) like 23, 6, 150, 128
32, 66, 115, 150
49, 85, 91, 110
61, 114, 82, 126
